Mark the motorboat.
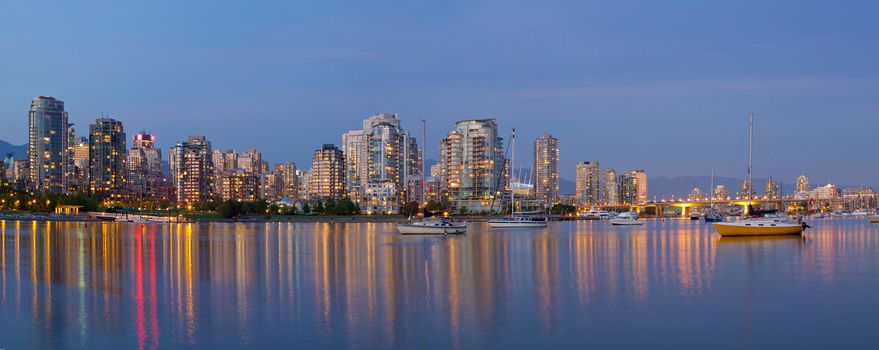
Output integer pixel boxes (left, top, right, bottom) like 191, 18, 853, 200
487, 216, 548, 228
868, 214, 879, 223
396, 218, 467, 235
689, 212, 702, 220
851, 209, 869, 216
610, 211, 643, 226
582, 208, 612, 220
703, 211, 723, 223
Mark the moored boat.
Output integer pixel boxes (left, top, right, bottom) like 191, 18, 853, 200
487, 216, 547, 228
610, 211, 643, 226
869, 215, 879, 223
396, 218, 467, 235
713, 218, 805, 236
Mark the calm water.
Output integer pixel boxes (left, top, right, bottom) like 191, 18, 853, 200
1, 218, 878, 349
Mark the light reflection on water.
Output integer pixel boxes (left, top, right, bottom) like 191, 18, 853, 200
1, 218, 878, 349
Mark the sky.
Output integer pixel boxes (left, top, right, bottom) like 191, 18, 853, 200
1, 0, 877, 187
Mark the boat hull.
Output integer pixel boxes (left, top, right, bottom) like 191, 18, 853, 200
869, 215, 879, 223
487, 221, 547, 228
610, 219, 643, 226
713, 222, 803, 236
396, 223, 467, 235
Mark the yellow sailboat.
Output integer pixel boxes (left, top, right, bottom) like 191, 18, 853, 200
713, 113, 804, 237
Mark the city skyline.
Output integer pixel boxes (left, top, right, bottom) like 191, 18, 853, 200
1, 1, 877, 185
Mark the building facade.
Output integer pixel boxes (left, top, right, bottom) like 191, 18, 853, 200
620, 170, 648, 205
342, 113, 421, 212
600, 168, 618, 206
575, 161, 600, 207
127, 132, 167, 202
796, 175, 810, 193
28, 96, 71, 193
534, 133, 559, 205
169, 136, 214, 205
309, 144, 346, 199
438, 119, 504, 213
89, 118, 126, 199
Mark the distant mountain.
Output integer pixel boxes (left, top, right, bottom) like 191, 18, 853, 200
0, 140, 26, 159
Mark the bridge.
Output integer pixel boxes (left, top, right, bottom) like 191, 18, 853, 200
595, 198, 800, 216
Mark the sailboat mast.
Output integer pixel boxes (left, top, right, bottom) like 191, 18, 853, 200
511, 128, 515, 215
710, 169, 714, 208
421, 119, 427, 207
748, 112, 753, 207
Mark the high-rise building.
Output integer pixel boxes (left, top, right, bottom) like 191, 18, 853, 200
739, 180, 754, 199
71, 137, 89, 193
309, 144, 345, 199
714, 185, 729, 200
89, 118, 126, 199
796, 175, 810, 193
218, 170, 259, 201
127, 132, 167, 201
810, 184, 839, 200
169, 136, 214, 205
689, 187, 705, 201
297, 170, 311, 200
764, 177, 779, 199
438, 119, 504, 213
534, 133, 559, 205
342, 129, 368, 201
342, 113, 421, 211
28, 96, 71, 193
620, 170, 648, 204
575, 161, 600, 207
238, 149, 263, 175
600, 168, 618, 206
264, 162, 298, 201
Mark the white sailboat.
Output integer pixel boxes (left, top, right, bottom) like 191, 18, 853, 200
713, 113, 805, 236
488, 128, 547, 229
396, 119, 467, 235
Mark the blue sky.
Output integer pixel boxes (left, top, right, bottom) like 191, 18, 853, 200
1, 0, 877, 186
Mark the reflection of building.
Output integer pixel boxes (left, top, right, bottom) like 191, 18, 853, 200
28, 96, 71, 193
439, 119, 504, 213
127, 132, 167, 201
601, 168, 618, 206
620, 170, 647, 204
309, 144, 346, 199
796, 175, 810, 193
89, 118, 126, 198
764, 177, 779, 199
169, 136, 214, 205
575, 161, 599, 207
534, 133, 559, 205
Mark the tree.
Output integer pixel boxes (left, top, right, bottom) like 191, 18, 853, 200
324, 198, 337, 215
458, 206, 468, 216
550, 204, 576, 216
302, 203, 311, 214
313, 201, 325, 214
338, 199, 357, 215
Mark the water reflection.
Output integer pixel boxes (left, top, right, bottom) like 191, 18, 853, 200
0, 218, 878, 348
